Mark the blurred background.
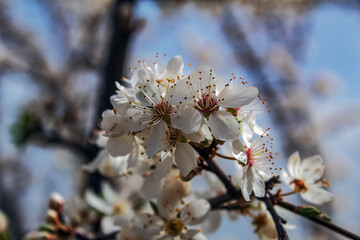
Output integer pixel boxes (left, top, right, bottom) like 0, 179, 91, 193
1, 0, 360, 239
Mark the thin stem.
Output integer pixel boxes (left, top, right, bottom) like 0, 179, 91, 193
214, 152, 237, 161
277, 200, 360, 240
280, 191, 297, 197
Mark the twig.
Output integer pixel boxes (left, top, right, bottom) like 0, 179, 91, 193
258, 177, 290, 240
202, 156, 238, 194
277, 200, 360, 240
75, 231, 119, 240
194, 143, 237, 194
260, 194, 290, 240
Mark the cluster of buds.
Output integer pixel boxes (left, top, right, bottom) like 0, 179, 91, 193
24, 193, 75, 240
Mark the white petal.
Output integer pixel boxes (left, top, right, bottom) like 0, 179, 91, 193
219, 86, 258, 108
101, 216, 121, 234
85, 190, 112, 215
240, 120, 253, 147
184, 131, 205, 142
171, 105, 202, 134
158, 55, 184, 79
247, 111, 265, 135
190, 65, 214, 95
252, 169, 265, 198
110, 94, 131, 114
231, 139, 247, 164
82, 149, 106, 172
240, 167, 253, 201
174, 143, 197, 176
139, 173, 162, 200
170, 79, 193, 105
124, 108, 152, 132
157, 188, 182, 219
201, 211, 222, 234
102, 182, 118, 204
131, 68, 153, 89
280, 170, 293, 186
96, 133, 108, 147
154, 154, 173, 179
132, 214, 163, 238
101, 110, 126, 135
301, 185, 335, 205
208, 111, 239, 141
107, 134, 134, 157
180, 199, 210, 225
182, 230, 207, 240
301, 155, 324, 183
146, 122, 169, 157
200, 121, 212, 141
287, 151, 302, 178
127, 140, 140, 168
116, 225, 144, 240
99, 153, 128, 177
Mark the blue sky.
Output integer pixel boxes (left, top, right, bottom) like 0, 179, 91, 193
1, 1, 360, 239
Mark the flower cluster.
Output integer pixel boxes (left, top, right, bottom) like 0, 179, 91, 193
86, 55, 273, 198
25, 55, 336, 240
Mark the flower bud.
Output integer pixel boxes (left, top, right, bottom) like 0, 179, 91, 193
23, 232, 49, 240
0, 210, 8, 233
165, 170, 191, 197
45, 209, 59, 225
48, 192, 65, 212
299, 206, 322, 217
253, 213, 277, 240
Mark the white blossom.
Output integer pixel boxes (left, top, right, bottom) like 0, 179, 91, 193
123, 56, 203, 157
132, 188, 210, 240
178, 65, 258, 141
85, 182, 134, 233
282, 152, 335, 205
232, 125, 274, 201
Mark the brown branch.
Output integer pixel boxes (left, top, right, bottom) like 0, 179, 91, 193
193, 142, 237, 194
277, 200, 360, 240
260, 194, 290, 240
75, 231, 119, 240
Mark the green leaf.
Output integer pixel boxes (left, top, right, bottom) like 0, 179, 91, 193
37, 224, 55, 233
9, 110, 37, 146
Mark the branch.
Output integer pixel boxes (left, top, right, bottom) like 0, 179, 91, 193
75, 231, 119, 240
277, 200, 360, 240
260, 194, 289, 240
194, 142, 237, 194
202, 156, 238, 194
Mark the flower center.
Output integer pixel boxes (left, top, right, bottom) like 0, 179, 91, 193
246, 148, 254, 166
196, 95, 218, 117
290, 179, 308, 193
165, 218, 184, 236
112, 202, 125, 215
152, 102, 173, 125
168, 128, 184, 145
